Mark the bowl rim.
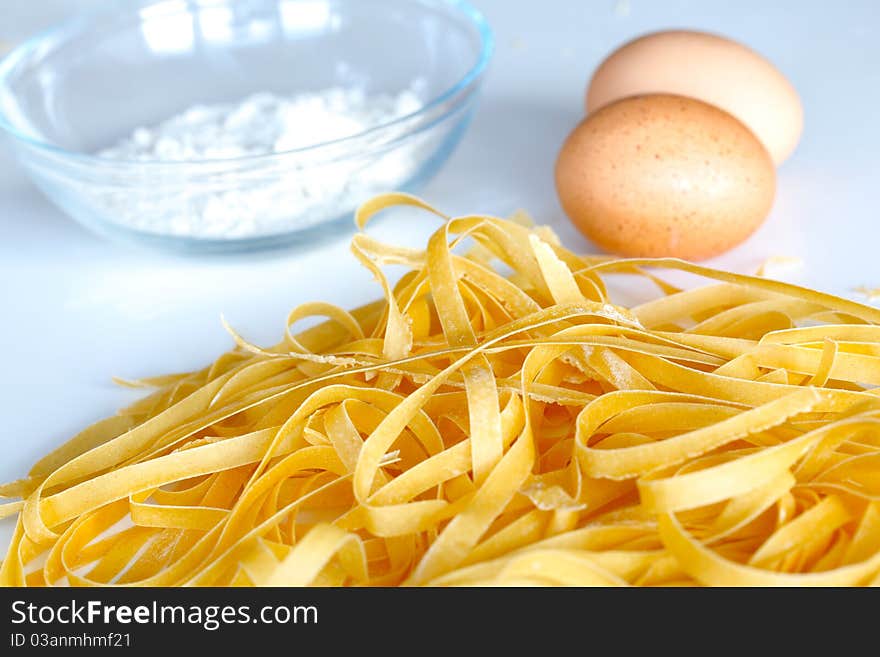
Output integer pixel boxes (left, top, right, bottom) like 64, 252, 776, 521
0, 0, 494, 168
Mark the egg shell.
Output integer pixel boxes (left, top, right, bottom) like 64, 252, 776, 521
555, 94, 776, 261
586, 30, 803, 165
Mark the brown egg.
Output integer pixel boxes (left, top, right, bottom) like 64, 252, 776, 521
586, 30, 803, 165
555, 94, 776, 261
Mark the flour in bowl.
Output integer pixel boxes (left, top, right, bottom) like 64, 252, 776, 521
94, 84, 426, 239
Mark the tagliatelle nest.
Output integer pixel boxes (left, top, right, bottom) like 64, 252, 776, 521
3, 193, 880, 586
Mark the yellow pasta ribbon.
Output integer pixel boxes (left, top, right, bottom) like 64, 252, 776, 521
2, 192, 880, 587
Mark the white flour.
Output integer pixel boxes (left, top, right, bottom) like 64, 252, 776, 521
95, 85, 425, 239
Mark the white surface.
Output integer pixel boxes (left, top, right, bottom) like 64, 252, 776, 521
2, 0, 880, 548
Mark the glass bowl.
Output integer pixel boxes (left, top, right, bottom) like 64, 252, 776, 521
0, 0, 492, 253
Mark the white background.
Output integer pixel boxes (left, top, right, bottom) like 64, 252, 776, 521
2, 0, 880, 547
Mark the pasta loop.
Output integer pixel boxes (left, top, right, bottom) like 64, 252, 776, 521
2, 193, 880, 587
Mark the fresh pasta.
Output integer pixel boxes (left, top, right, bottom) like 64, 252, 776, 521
2, 193, 880, 587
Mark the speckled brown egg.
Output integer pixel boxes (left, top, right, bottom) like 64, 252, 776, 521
555, 94, 776, 261
586, 30, 803, 166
